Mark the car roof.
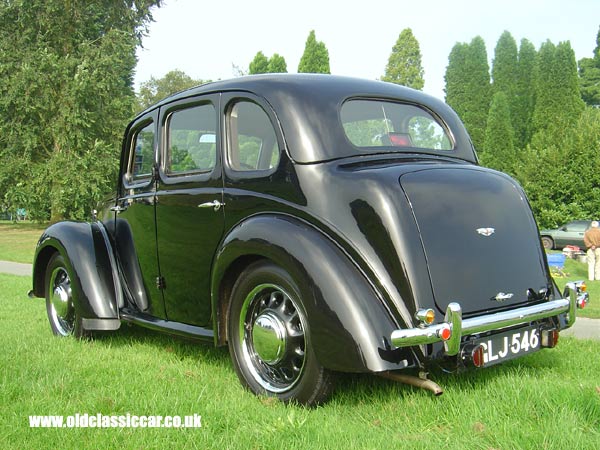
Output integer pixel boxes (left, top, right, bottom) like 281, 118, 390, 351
138, 74, 477, 164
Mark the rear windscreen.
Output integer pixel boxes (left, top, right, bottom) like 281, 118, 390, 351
341, 99, 453, 152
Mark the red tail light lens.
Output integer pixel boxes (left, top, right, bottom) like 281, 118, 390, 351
471, 345, 485, 368
438, 325, 452, 341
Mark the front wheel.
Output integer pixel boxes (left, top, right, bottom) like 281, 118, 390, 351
45, 253, 87, 338
227, 261, 334, 406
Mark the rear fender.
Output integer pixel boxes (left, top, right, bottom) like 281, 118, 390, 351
32, 221, 121, 326
212, 214, 415, 373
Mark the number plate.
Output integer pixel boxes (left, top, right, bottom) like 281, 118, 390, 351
473, 326, 541, 367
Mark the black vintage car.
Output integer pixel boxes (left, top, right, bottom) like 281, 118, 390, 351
30, 74, 588, 405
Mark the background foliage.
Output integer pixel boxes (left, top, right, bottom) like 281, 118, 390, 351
0, 0, 161, 222
445, 28, 600, 228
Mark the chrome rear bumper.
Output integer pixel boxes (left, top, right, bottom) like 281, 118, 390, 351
391, 282, 588, 356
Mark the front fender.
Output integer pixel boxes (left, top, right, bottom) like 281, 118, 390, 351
32, 221, 121, 321
212, 214, 415, 373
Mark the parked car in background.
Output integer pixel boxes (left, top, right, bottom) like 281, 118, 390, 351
29, 74, 588, 405
539, 220, 593, 250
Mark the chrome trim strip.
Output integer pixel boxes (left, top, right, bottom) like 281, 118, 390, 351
391, 283, 587, 356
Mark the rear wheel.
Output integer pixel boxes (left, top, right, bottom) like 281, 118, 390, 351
45, 253, 87, 338
227, 261, 334, 406
541, 236, 554, 250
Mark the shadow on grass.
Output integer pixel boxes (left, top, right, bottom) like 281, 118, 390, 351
90, 322, 230, 366
330, 348, 564, 406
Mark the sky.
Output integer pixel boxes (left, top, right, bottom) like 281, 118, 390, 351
134, 0, 600, 100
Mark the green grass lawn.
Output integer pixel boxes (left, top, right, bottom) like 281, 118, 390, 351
1, 273, 599, 449
0, 221, 46, 263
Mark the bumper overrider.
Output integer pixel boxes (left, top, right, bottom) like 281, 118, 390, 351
391, 282, 589, 356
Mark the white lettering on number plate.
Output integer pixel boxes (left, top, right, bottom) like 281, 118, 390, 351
480, 328, 540, 364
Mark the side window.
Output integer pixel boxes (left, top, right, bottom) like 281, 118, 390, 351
227, 100, 281, 172
166, 103, 217, 175
569, 222, 587, 232
130, 122, 155, 179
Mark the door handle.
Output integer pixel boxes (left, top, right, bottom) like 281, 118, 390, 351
198, 200, 225, 211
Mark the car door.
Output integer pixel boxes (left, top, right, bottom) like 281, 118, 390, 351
113, 110, 166, 318
155, 95, 224, 327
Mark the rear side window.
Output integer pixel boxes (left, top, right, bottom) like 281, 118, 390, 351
341, 100, 453, 151
227, 100, 280, 172
166, 103, 217, 175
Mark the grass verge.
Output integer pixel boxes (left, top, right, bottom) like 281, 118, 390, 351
1, 274, 599, 449
0, 221, 46, 263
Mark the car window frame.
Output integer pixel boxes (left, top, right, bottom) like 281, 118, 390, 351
222, 93, 285, 181
122, 110, 158, 191
157, 94, 222, 185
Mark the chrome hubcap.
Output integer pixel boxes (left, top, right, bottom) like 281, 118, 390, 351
48, 266, 74, 336
252, 312, 287, 364
240, 284, 306, 393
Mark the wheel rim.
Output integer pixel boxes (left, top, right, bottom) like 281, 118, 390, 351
48, 266, 75, 336
239, 283, 306, 393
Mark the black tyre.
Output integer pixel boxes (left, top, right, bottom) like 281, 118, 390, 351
541, 236, 554, 250
227, 261, 334, 406
45, 253, 88, 338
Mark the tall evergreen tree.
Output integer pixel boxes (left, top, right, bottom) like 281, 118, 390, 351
481, 92, 515, 174
532, 40, 585, 145
268, 53, 288, 73
444, 42, 469, 112
249, 51, 270, 74
0, 0, 162, 221
298, 30, 330, 74
578, 26, 600, 106
513, 39, 537, 148
381, 28, 425, 90
492, 31, 518, 98
491, 31, 518, 143
444, 36, 491, 150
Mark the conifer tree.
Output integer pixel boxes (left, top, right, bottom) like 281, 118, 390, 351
444, 36, 491, 150
578, 26, 600, 106
492, 31, 518, 98
481, 92, 515, 174
268, 53, 288, 73
513, 39, 537, 148
298, 30, 330, 74
382, 28, 424, 90
532, 40, 584, 145
249, 51, 270, 74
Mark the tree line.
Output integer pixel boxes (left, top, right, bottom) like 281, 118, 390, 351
1, 1, 599, 229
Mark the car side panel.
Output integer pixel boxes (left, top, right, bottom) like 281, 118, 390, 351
212, 214, 417, 373
32, 221, 120, 323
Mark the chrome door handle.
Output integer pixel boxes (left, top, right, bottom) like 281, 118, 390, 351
198, 200, 224, 211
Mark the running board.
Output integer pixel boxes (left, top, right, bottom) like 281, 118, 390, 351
120, 309, 214, 343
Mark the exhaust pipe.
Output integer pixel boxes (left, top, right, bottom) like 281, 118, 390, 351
378, 371, 443, 396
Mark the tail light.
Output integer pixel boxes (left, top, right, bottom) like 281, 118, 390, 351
541, 329, 559, 348
461, 344, 485, 368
